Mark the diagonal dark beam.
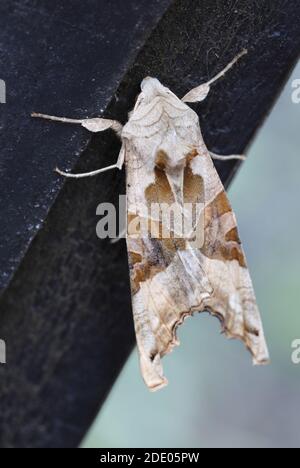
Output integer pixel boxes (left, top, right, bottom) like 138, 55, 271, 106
0, 0, 299, 448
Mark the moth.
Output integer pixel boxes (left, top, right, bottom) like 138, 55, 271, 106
32, 49, 269, 391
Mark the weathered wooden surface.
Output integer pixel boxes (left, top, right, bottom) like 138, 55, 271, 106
0, 0, 299, 448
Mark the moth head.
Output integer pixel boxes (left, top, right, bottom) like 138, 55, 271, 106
141, 77, 173, 101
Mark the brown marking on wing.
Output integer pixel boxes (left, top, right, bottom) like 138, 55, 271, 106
225, 227, 242, 243
155, 150, 169, 170
129, 258, 166, 295
219, 243, 246, 268
145, 167, 175, 206
128, 221, 187, 294
147, 156, 204, 206
130, 251, 142, 265
201, 191, 247, 268
145, 164, 185, 249
185, 148, 199, 164
131, 163, 190, 293
160, 237, 186, 252
131, 155, 208, 293
183, 164, 204, 205
128, 236, 177, 295
205, 190, 231, 220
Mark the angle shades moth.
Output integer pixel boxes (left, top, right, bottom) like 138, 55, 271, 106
32, 49, 269, 391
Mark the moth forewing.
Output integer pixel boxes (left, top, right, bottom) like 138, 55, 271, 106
125, 76, 269, 391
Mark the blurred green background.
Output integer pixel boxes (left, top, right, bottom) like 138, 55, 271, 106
83, 62, 300, 449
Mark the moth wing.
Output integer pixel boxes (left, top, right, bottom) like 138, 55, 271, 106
124, 94, 269, 391
192, 154, 269, 362
126, 151, 207, 391
126, 145, 269, 391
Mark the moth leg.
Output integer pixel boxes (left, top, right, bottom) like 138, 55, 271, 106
182, 49, 247, 103
55, 145, 125, 179
31, 112, 123, 137
210, 152, 246, 162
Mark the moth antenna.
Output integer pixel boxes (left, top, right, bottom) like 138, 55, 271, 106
207, 49, 248, 86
